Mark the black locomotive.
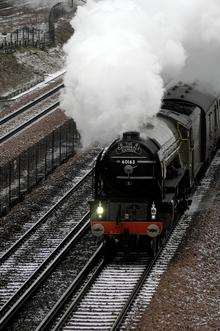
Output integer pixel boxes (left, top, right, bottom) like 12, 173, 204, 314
90, 82, 220, 250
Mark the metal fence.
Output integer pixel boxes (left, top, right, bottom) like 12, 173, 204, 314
0, 27, 50, 53
0, 119, 79, 216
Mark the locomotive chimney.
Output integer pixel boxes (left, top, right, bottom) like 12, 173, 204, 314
123, 131, 140, 141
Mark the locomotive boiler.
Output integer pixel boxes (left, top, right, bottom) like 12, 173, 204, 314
90, 82, 220, 250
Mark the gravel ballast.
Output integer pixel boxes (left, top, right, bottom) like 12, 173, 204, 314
136, 156, 220, 330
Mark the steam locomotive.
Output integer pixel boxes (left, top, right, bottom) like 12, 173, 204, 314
90, 82, 220, 251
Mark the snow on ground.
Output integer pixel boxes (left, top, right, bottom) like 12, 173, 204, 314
15, 47, 65, 77
0, 0, 74, 98
9, 68, 65, 101
0, 47, 65, 98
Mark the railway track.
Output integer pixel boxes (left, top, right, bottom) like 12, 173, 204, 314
37, 250, 157, 331
35, 212, 191, 331
0, 84, 64, 145
60, 253, 153, 331
0, 102, 60, 144
0, 213, 96, 329
0, 149, 101, 328
5, 241, 104, 330
121, 215, 193, 329
0, 167, 92, 262
35, 199, 202, 330
0, 84, 64, 126
0, 1, 11, 11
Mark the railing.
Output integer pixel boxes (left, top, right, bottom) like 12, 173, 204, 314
0, 27, 51, 54
0, 119, 80, 216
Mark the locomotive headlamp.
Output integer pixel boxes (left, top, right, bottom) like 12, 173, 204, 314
151, 202, 157, 220
96, 202, 104, 218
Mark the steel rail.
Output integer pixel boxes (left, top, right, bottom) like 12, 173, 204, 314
111, 226, 178, 330
111, 255, 159, 330
36, 244, 105, 331
0, 84, 64, 126
0, 168, 93, 264
46, 228, 176, 331
0, 102, 60, 144
0, 213, 91, 329
47, 253, 151, 331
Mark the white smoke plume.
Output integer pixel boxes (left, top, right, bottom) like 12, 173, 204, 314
62, 0, 220, 146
